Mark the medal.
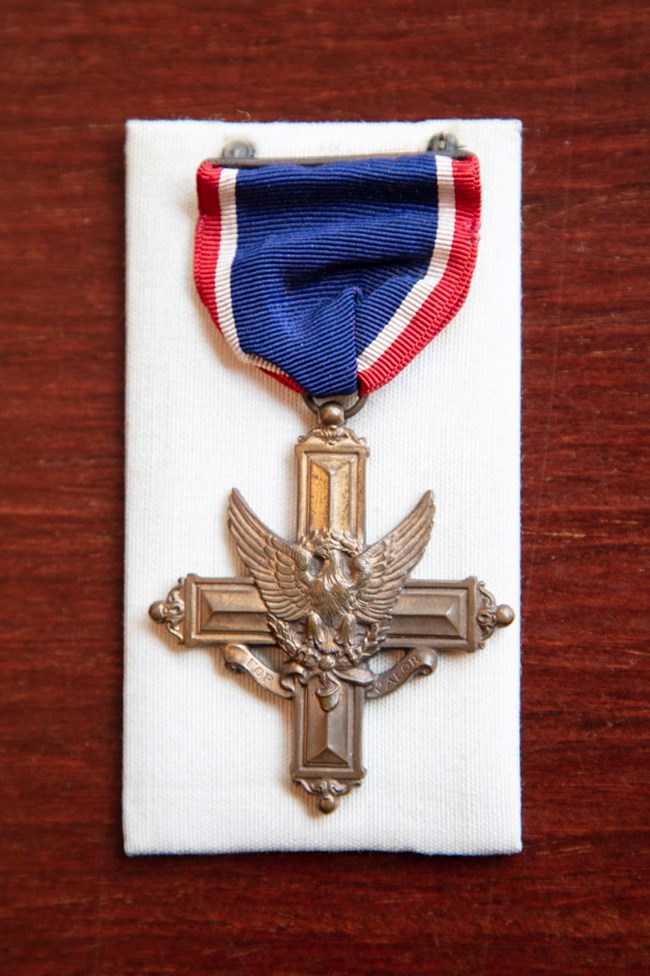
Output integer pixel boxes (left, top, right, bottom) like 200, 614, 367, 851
149, 134, 514, 814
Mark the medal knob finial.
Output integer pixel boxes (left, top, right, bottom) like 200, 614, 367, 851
149, 601, 167, 622
318, 401, 345, 428
318, 795, 337, 814
496, 604, 515, 627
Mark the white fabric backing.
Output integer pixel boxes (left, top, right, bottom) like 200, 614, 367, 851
124, 119, 522, 855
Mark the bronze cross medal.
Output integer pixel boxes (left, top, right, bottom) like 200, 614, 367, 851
150, 399, 514, 813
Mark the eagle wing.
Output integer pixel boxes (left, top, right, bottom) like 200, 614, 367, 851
352, 491, 435, 623
227, 489, 312, 621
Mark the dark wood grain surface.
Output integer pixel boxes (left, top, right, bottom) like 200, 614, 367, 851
1, 1, 648, 974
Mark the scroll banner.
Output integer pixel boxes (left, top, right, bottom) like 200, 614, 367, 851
222, 643, 438, 703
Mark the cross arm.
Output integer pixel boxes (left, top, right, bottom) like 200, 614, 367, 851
150, 574, 514, 655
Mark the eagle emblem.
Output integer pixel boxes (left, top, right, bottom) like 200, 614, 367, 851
228, 488, 435, 711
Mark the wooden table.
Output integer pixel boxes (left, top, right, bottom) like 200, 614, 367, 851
2, 2, 648, 973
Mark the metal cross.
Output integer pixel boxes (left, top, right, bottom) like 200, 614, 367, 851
150, 400, 514, 813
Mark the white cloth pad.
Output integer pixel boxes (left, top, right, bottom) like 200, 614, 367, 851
124, 119, 522, 855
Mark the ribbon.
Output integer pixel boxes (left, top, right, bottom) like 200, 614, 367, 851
195, 153, 480, 398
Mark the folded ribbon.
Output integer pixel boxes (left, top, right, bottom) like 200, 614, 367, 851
195, 153, 480, 398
